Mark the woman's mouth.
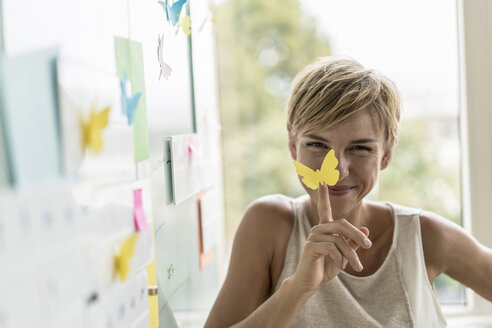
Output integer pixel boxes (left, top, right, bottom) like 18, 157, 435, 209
328, 185, 354, 196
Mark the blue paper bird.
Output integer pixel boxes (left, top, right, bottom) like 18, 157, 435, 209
120, 73, 141, 125
158, 0, 188, 26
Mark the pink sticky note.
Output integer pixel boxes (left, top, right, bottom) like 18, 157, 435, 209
133, 189, 148, 231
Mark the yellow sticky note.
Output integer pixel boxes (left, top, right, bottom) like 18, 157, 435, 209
81, 106, 110, 154
115, 233, 138, 281
146, 261, 159, 328
180, 15, 191, 35
293, 149, 340, 189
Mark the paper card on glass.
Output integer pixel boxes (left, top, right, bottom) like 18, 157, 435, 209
0, 48, 62, 188
114, 37, 150, 163
168, 134, 202, 205
197, 189, 221, 253
57, 57, 135, 180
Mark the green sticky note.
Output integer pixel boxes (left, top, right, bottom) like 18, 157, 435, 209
114, 37, 150, 163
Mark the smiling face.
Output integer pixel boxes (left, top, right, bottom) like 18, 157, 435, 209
289, 109, 393, 218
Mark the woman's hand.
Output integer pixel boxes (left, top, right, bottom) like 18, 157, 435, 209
292, 183, 372, 295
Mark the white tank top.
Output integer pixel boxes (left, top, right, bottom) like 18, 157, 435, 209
273, 195, 447, 327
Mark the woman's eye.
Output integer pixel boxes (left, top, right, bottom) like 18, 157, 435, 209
306, 142, 325, 148
352, 145, 372, 152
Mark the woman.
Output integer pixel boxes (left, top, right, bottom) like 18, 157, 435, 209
205, 57, 492, 327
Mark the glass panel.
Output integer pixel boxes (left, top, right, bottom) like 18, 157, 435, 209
215, 0, 465, 305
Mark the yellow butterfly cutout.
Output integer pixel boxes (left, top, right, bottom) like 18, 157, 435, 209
293, 149, 340, 190
114, 233, 138, 281
179, 15, 191, 35
81, 106, 110, 154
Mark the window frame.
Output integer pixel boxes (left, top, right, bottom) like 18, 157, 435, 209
443, 0, 492, 318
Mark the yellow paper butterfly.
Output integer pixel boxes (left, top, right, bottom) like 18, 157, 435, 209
81, 106, 110, 154
179, 15, 191, 35
114, 233, 138, 281
293, 150, 340, 190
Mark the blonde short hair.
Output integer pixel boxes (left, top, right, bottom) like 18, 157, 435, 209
286, 56, 401, 149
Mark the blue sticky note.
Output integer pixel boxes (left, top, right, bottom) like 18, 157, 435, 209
0, 48, 62, 188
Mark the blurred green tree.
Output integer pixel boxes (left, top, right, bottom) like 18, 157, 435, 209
216, 0, 331, 235
378, 119, 461, 225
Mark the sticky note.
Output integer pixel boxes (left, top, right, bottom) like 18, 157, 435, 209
133, 189, 148, 231
293, 149, 340, 189
81, 106, 111, 154
197, 190, 218, 270
145, 261, 159, 328
115, 234, 138, 281
114, 37, 150, 163
0, 48, 62, 188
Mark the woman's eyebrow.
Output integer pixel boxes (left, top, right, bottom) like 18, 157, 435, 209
304, 134, 330, 142
304, 135, 377, 144
350, 138, 378, 144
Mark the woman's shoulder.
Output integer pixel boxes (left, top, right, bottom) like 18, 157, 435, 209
240, 194, 296, 233
246, 194, 295, 214
236, 194, 297, 254
231, 195, 297, 287
370, 200, 421, 217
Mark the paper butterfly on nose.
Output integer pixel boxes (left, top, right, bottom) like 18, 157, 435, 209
293, 149, 340, 190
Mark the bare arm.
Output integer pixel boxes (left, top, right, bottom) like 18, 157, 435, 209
225, 276, 314, 328
421, 211, 492, 301
204, 196, 301, 327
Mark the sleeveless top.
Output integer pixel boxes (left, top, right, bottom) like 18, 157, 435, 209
273, 195, 447, 327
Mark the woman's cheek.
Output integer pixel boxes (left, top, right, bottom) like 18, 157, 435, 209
298, 149, 326, 166
352, 156, 379, 173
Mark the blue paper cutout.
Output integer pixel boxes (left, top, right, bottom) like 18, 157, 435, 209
119, 73, 141, 125
158, 0, 188, 26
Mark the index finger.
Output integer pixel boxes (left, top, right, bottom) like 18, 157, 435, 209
317, 183, 333, 224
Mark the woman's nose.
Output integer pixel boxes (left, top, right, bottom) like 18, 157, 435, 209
336, 154, 349, 180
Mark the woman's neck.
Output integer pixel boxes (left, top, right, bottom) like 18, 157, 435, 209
304, 196, 370, 229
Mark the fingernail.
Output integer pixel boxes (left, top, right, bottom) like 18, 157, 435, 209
357, 261, 363, 271
363, 238, 372, 247
342, 260, 347, 270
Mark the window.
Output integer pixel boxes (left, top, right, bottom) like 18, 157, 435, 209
216, 0, 467, 307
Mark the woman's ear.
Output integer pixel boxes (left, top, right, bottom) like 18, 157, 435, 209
380, 138, 395, 170
289, 139, 297, 160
